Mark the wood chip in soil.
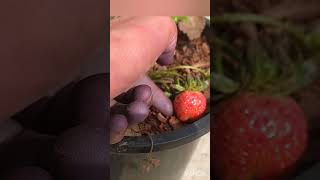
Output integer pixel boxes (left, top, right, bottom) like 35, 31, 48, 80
125, 107, 184, 136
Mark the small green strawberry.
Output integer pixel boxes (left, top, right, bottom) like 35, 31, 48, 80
173, 91, 207, 122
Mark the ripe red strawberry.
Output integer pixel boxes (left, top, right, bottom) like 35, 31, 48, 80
213, 93, 308, 180
173, 91, 206, 122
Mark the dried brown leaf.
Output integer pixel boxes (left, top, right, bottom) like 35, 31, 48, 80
178, 17, 206, 40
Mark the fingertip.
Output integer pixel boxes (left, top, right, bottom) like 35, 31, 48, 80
110, 114, 128, 144
153, 95, 173, 116
156, 17, 177, 66
136, 76, 174, 116
110, 114, 128, 131
114, 84, 152, 105
133, 84, 152, 105
126, 101, 150, 124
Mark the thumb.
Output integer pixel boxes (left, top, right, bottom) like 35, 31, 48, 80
110, 16, 177, 99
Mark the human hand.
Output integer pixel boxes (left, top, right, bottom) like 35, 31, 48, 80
110, 16, 177, 144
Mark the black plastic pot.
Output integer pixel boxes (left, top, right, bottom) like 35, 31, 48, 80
110, 114, 210, 180
110, 17, 211, 180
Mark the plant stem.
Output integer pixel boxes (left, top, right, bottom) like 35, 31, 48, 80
209, 37, 242, 60
170, 65, 208, 75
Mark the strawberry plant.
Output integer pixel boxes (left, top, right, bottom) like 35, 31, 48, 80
149, 17, 210, 123
149, 63, 209, 123
149, 65, 209, 98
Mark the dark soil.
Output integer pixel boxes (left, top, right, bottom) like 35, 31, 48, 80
295, 79, 320, 130
125, 20, 210, 136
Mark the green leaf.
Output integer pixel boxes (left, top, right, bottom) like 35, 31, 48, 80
174, 84, 186, 92
305, 32, 320, 51
212, 73, 239, 94
164, 91, 172, 98
214, 50, 224, 75
210, 37, 242, 61
171, 16, 188, 23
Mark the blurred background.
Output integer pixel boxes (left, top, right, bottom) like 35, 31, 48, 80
212, 0, 320, 179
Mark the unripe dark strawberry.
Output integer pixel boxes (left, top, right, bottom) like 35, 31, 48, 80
213, 93, 308, 180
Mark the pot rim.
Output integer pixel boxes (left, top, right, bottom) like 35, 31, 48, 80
110, 113, 210, 154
